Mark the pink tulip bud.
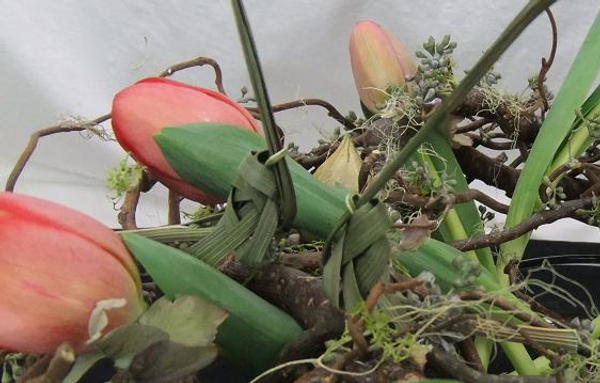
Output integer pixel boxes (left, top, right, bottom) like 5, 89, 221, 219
350, 20, 417, 112
111, 78, 262, 204
0, 192, 144, 354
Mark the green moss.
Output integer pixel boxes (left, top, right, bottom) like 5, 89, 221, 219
106, 155, 144, 199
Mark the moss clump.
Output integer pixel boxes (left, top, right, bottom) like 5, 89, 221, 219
106, 156, 144, 199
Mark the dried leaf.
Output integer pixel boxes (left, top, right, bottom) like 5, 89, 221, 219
409, 343, 432, 369
314, 135, 363, 192
139, 296, 228, 348
93, 324, 169, 370
129, 340, 217, 383
399, 214, 432, 251
451, 133, 473, 148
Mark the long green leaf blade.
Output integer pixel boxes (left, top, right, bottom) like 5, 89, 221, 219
231, 0, 296, 225
501, 9, 600, 272
122, 233, 303, 370
422, 131, 495, 273
549, 83, 600, 172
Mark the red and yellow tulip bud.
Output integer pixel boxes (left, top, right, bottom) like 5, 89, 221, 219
111, 77, 261, 204
349, 20, 417, 112
0, 192, 144, 354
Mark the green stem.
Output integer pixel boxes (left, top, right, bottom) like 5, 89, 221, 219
501, 342, 539, 376
425, 131, 496, 273
549, 126, 589, 174
592, 315, 600, 339
420, 154, 479, 263
509, 356, 552, 376
474, 337, 493, 371
549, 85, 600, 175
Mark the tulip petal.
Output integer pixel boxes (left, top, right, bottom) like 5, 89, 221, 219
0, 193, 144, 354
0, 193, 139, 288
112, 77, 261, 203
0, 220, 143, 353
350, 20, 417, 112
136, 78, 260, 133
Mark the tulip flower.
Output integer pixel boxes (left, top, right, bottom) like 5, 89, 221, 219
0, 192, 144, 354
111, 77, 262, 204
349, 20, 417, 112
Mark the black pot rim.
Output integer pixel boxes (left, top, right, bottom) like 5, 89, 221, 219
520, 253, 600, 267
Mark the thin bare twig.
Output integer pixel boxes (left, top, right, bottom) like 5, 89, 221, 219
168, 190, 182, 225
457, 189, 510, 214
541, 162, 600, 201
451, 197, 594, 251
430, 346, 556, 383
158, 56, 227, 94
536, 8, 558, 119
582, 181, 600, 198
117, 170, 155, 230
460, 337, 484, 373
538, 161, 581, 201
247, 99, 356, 131
279, 251, 321, 270
7, 56, 227, 193
517, 141, 530, 162
468, 134, 515, 150
346, 317, 370, 355
385, 188, 509, 214
509, 153, 526, 168
118, 176, 143, 230
293, 143, 338, 169
20, 343, 75, 383
5, 114, 111, 192
455, 118, 492, 134
364, 276, 429, 313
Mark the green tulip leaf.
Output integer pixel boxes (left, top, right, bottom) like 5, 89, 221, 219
155, 123, 348, 239
139, 295, 227, 348
122, 233, 303, 370
155, 122, 264, 198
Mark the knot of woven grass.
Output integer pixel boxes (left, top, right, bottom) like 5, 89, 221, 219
264, 143, 294, 167
322, 198, 392, 311
185, 151, 281, 266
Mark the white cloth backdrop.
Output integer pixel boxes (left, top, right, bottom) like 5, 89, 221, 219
1, 1, 599, 242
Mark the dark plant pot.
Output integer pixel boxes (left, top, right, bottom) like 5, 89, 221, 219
196, 357, 257, 383
519, 239, 600, 320
81, 356, 256, 383
489, 239, 600, 374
